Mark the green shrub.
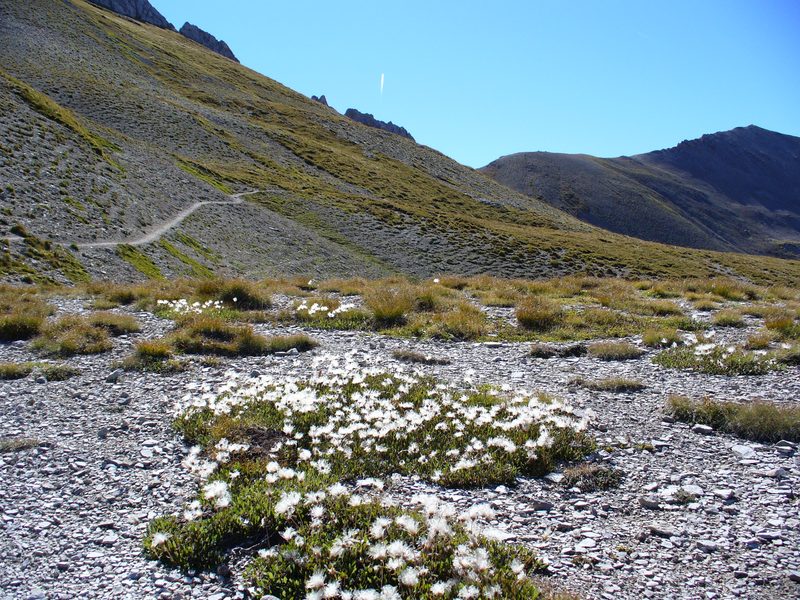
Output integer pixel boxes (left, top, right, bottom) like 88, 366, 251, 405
587, 342, 643, 361
666, 395, 800, 443
0, 362, 34, 380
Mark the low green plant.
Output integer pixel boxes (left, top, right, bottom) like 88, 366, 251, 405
561, 463, 623, 491
32, 315, 113, 356
654, 345, 780, 376
170, 317, 317, 357
571, 377, 645, 392
516, 297, 563, 332
364, 287, 414, 326
529, 343, 587, 358
391, 349, 451, 365
0, 362, 34, 380
0, 313, 44, 341
87, 311, 141, 335
428, 305, 489, 341
0, 437, 40, 453
667, 394, 800, 443
642, 328, 681, 348
712, 309, 746, 328
39, 363, 81, 381
587, 341, 643, 361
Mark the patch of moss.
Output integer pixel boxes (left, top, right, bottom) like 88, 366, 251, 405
117, 244, 164, 279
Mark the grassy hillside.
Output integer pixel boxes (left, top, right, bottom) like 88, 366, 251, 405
1, 0, 800, 285
481, 126, 800, 259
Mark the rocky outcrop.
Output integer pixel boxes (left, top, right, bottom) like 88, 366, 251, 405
344, 108, 414, 141
179, 22, 239, 62
89, 0, 174, 30
311, 94, 329, 106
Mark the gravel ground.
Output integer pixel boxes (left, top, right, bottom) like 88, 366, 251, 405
1, 298, 798, 599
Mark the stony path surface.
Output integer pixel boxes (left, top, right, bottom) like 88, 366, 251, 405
1, 298, 798, 599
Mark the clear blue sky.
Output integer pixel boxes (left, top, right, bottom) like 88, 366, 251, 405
155, 0, 800, 167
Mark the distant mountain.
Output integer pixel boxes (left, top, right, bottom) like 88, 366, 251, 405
1, 0, 799, 285
481, 126, 800, 257
344, 109, 415, 141
89, 0, 174, 30
179, 23, 238, 62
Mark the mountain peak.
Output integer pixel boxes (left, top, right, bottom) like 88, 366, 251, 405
89, 0, 174, 30
344, 109, 414, 141
179, 22, 239, 62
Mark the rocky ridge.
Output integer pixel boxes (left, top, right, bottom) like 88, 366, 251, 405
89, 0, 174, 30
1, 296, 799, 599
344, 108, 415, 140
179, 23, 239, 62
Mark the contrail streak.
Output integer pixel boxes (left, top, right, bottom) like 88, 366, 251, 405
380, 73, 384, 95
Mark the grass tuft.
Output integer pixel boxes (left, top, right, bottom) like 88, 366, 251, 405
587, 341, 643, 361
32, 316, 113, 356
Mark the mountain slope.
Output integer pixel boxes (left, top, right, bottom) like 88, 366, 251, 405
1, 0, 799, 285
480, 126, 800, 257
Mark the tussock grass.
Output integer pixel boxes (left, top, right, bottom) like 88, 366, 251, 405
0, 313, 44, 341
642, 328, 681, 348
587, 342, 644, 361
87, 311, 141, 335
121, 339, 184, 372
364, 286, 414, 326
712, 309, 746, 328
428, 304, 489, 341
745, 330, 776, 350
667, 395, 800, 443
571, 377, 645, 392
0, 362, 34, 380
170, 317, 317, 357
196, 279, 272, 310
32, 315, 113, 356
516, 297, 563, 332
0, 437, 40, 453
39, 363, 80, 381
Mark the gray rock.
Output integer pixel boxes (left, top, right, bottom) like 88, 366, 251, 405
344, 108, 415, 141
106, 369, 124, 383
691, 424, 714, 435
179, 23, 239, 62
731, 444, 756, 459
639, 496, 660, 510
697, 539, 718, 552
90, 0, 174, 30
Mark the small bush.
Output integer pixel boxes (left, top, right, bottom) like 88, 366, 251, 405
642, 328, 681, 348
364, 287, 414, 326
0, 437, 40, 453
571, 377, 645, 392
712, 309, 746, 328
516, 298, 563, 332
0, 313, 43, 341
667, 395, 800, 443
88, 311, 141, 336
0, 362, 34, 380
391, 349, 451, 365
587, 342, 643, 361
39, 363, 80, 381
32, 316, 113, 356
561, 463, 623, 491
654, 345, 779, 376
429, 305, 488, 341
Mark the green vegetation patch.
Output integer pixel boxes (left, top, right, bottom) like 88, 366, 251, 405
160, 240, 215, 279
667, 395, 800, 443
32, 315, 113, 357
654, 344, 782, 376
117, 244, 164, 279
145, 365, 593, 597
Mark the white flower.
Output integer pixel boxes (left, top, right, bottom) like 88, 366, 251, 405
150, 532, 171, 547
430, 581, 452, 595
202, 480, 231, 509
183, 500, 202, 521
379, 585, 401, 600
281, 527, 297, 541
398, 567, 419, 587
370, 517, 392, 540
275, 491, 302, 516
306, 570, 326, 590
323, 581, 341, 598
353, 590, 379, 600
394, 515, 419, 535
457, 585, 480, 599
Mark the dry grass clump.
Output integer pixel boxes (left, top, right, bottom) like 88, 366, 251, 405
196, 279, 272, 310
641, 300, 684, 316
692, 299, 719, 312
561, 463, 623, 491
712, 309, 746, 328
315, 278, 367, 296
363, 286, 414, 326
587, 341, 644, 361
170, 317, 317, 357
121, 339, 183, 372
32, 315, 113, 356
391, 349, 451, 365
0, 313, 44, 341
39, 363, 80, 381
529, 343, 587, 358
87, 311, 141, 335
744, 330, 776, 350
765, 314, 800, 339
642, 328, 681, 348
571, 377, 645, 392
516, 297, 564, 332
429, 304, 488, 340
0, 437, 41, 453
0, 362, 34, 380
667, 395, 800, 443
0, 286, 50, 341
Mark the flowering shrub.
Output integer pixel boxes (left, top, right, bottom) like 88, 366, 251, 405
145, 355, 594, 597
157, 298, 224, 316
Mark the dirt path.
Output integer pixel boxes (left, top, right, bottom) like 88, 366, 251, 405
2, 191, 259, 249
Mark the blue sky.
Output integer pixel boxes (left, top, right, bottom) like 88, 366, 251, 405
155, 0, 800, 167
